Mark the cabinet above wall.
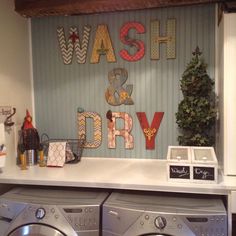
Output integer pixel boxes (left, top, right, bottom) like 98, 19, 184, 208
14, 0, 236, 18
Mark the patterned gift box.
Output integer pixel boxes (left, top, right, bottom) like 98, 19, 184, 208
46, 142, 67, 167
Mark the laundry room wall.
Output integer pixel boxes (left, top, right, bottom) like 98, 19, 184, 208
0, 0, 33, 167
32, 4, 215, 159
0, 0, 33, 124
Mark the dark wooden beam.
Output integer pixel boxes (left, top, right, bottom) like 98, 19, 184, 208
15, 0, 221, 18
224, 1, 236, 12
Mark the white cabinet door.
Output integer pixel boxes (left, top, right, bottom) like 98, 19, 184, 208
223, 13, 236, 175
231, 191, 236, 213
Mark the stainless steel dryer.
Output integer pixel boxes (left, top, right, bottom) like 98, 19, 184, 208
102, 191, 227, 236
0, 187, 109, 236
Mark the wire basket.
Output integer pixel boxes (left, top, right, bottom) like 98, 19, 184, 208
40, 134, 85, 164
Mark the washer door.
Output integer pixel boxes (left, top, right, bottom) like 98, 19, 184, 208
139, 234, 173, 236
8, 224, 66, 236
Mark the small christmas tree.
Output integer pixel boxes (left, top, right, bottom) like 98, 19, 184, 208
176, 47, 216, 146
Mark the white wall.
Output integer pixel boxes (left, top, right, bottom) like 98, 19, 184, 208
0, 0, 33, 124
223, 13, 236, 175
217, 12, 236, 175
0, 0, 33, 165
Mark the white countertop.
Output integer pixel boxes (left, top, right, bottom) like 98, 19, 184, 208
1, 157, 236, 195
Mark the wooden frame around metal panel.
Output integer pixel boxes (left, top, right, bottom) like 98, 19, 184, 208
15, 0, 223, 17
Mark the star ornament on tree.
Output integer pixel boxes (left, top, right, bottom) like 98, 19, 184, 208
192, 46, 202, 59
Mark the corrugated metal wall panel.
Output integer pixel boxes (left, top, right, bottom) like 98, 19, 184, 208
32, 4, 215, 159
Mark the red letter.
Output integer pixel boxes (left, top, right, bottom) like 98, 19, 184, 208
136, 112, 164, 150
119, 22, 145, 62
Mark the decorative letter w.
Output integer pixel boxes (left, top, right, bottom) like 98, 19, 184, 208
57, 26, 91, 65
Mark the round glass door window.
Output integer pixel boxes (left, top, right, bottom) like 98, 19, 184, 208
8, 224, 66, 236
139, 234, 173, 236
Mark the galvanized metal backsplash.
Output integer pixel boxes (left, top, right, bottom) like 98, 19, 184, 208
32, 5, 215, 159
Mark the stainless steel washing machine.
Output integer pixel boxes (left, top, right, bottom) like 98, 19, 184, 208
0, 187, 109, 236
102, 191, 227, 236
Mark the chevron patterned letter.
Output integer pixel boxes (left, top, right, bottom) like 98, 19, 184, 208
77, 112, 102, 148
57, 27, 74, 65
74, 26, 91, 64
150, 19, 176, 60
107, 112, 133, 149
90, 24, 116, 63
57, 26, 91, 65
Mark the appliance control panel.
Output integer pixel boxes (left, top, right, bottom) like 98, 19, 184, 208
189, 215, 227, 236
62, 206, 100, 231
138, 213, 227, 236
22, 205, 62, 222
19, 204, 100, 232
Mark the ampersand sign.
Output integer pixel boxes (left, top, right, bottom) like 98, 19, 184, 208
105, 68, 134, 106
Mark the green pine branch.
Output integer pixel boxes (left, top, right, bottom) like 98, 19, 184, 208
175, 47, 216, 146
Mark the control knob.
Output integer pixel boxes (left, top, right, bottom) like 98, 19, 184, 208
35, 208, 46, 219
154, 216, 167, 230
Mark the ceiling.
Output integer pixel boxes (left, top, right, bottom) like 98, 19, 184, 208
14, 0, 236, 18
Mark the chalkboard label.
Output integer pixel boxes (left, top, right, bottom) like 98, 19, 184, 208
169, 165, 190, 179
193, 166, 215, 181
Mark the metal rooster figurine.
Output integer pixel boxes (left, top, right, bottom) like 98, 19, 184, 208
21, 110, 40, 151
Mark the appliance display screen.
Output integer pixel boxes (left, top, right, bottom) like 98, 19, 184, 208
186, 217, 208, 222
64, 208, 83, 213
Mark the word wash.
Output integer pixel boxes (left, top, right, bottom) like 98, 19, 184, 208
57, 19, 176, 64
